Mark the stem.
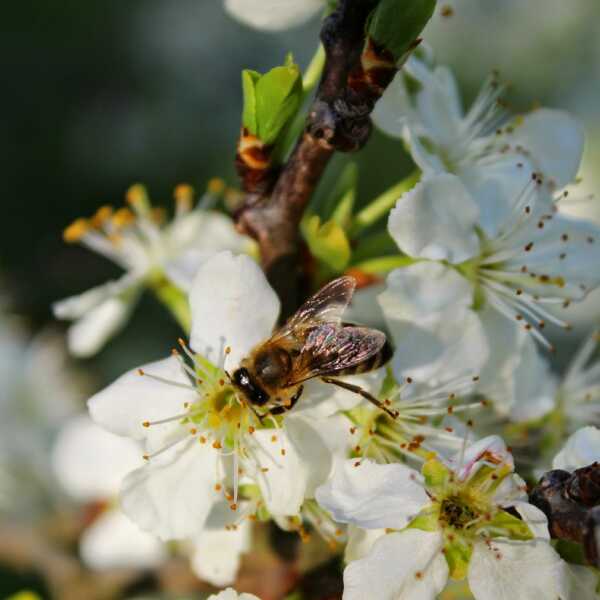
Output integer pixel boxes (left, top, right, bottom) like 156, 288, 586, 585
148, 273, 192, 334
236, 0, 388, 319
350, 169, 420, 237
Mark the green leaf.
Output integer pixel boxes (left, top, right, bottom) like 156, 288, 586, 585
301, 215, 352, 272
367, 0, 437, 63
255, 61, 303, 145
241, 69, 261, 134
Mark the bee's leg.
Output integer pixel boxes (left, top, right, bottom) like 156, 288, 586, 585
269, 385, 304, 416
321, 377, 399, 419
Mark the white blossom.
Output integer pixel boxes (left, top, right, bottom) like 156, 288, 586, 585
224, 0, 324, 31
553, 426, 600, 471
53, 183, 254, 357
374, 53, 584, 192
316, 436, 572, 600
88, 252, 356, 543
379, 172, 600, 414
208, 589, 261, 600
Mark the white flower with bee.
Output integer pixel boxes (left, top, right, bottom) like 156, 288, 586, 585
87, 252, 388, 541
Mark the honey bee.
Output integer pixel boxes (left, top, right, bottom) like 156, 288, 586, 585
231, 276, 396, 419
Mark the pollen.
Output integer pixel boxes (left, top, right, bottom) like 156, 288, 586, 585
207, 177, 226, 196
174, 183, 194, 211
91, 205, 113, 227
126, 183, 148, 208
63, 218, 90, 243
111, 207, 135, 229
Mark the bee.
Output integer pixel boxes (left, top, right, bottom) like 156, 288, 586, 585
231, 276, 397, 419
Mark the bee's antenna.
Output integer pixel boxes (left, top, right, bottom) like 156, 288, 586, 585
321, 377, 399, 420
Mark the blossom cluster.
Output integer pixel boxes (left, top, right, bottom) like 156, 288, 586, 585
41, 3, 600, 600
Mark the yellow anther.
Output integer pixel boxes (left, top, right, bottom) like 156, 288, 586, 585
91, 205, 114, 228
142, 421, 150, 428
126, 183, 150, 213
207, 177, 225, 196
174, 183, 194, 211
112, 207, 135, 229
63, 218, 90, 243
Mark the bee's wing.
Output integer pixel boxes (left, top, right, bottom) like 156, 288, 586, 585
273, 276, 356, 342
286, 324, 387, 386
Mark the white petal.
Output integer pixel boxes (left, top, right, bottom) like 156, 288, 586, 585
88, 355, 197, 447
458, 155, 538, 239
164, 249, 213, 292
191, 519, 251, 586
120, 438, 220, 540
315, 459, 427, 530
344, 530, 448, 600
208, 588, 261, 600
511, 109, 584, 187
386, 306, 489, 385
345, 524, 386, 563
80, 509, 166, 570
379, 262, 473, 321
468, 538, 569, 600
53, 275, 142, 357
245, 416, 332, 516
553, 426, 600, 471
372, 71, 412, 139
511, 502, 551, 540
224, 0, 323, 31
477, 307, 557, 419
189, 252, 280, 370
564, 564, 600, 600
52, 415, 143, 501
388, 174, 480, 263
449, 435, 513, 481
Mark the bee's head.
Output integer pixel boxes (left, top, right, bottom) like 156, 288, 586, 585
231, 367, 270, 407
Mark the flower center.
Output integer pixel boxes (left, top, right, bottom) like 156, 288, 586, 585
439, 493, 481, 531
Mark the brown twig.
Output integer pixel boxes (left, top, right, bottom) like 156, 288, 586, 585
236, 0, 390, 319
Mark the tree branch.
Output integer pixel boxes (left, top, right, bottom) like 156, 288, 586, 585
236, 0, 387, 319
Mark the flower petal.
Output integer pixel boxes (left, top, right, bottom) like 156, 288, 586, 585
245, 415, 332, 516
52, 415, 143, 500
468, 538, 569, 600
53, 274, 142, 357
345, 524, 386, 563
388, 174, 480, 263
88, 355, 197, 446
379, 262, 473, 321
208, 589, 261, 600
510, 108, 584, 188
511, 502, 551, 540
553, 426, 600, 471
343, 530, 448, 600
191, 519, 251, 586
315, 459, 427, 530
120, 438, 220, 540
189, 251, 280, 370
224, 0, 323, 31
80, 509, 166, 570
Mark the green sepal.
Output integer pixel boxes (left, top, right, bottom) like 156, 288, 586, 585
444, 537, 473, 580
301, 214, 352, 272
407, 506, 440, 532
367, 0, 437, 63
486, 510, 534, 541
422, 457, 452, 491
